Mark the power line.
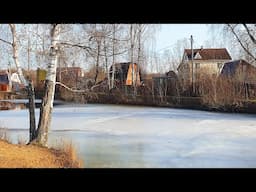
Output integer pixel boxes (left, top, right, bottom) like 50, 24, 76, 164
156, 44, 175, 52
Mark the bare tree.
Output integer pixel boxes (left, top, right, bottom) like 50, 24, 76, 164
110, 24, 116, 89
32, 24, 61, 146
225, 24, 256, 62
0, 24, 37, 142
211, 24, 256, 64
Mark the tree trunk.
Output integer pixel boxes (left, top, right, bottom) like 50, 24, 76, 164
111, 24, 116, 89
28, 81, 36, 141
9, 24, 36, 143
32, 24, 60, 146
130, 24, 135, 97
34, 80, 54, 146
9, 24, 28, 87
103, 38, 110, 90
135, 24, 142, 97
94, 43, 101, 84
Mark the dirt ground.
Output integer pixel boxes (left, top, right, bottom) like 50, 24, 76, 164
0, 140, 82, 168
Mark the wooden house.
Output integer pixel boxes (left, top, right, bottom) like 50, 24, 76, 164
109, 62, 142, 87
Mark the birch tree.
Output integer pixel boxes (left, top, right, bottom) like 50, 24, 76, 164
10, 24, 37, 142
0, 24, 37, 142
32, 24, 60, 146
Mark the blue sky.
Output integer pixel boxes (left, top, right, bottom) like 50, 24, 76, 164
155, 24, 209, 52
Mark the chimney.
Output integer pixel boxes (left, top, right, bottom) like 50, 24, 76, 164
200, 46, 203, 50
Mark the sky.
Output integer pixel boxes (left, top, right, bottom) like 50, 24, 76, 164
0, 24, 232, 71
155, 24, 210, 52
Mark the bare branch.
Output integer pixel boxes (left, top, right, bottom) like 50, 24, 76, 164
227, 24, 256, 61
106, 37, 130, 42
59, 42, 92, 51
60, 41, 128, 57
243, 24, 256, 45
56, 81, 89, 93
55, 82, 99, 100
0, 38, 12, 45
102, 49, 129, 57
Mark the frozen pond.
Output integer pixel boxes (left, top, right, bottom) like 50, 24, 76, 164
1, 103, 256, 168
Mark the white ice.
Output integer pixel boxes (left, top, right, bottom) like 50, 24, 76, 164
1, 103, 256, 168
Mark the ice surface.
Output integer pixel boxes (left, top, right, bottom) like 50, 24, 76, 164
1, 103, 256, 167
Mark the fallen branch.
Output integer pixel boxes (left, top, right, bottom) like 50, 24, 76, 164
55, 81, 99, 100
56, 82, 89, 93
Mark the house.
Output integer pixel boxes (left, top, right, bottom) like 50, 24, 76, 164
0, 71, 11, 92
221, 59, 256, 79
220, 59, 256, 98
109, 62, 142, 87
177, 48, 232, 91
10, 72, 22, 92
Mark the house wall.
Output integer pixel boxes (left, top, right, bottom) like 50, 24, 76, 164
178, 59, 230, 90
125, 64, 141, 86
234, 63, 256, 83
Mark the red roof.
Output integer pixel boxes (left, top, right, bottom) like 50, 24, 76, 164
184, 48, 232, 60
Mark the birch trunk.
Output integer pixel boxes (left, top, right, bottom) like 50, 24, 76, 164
33, 24, 60, 146
9, 24, 28, 87
9, 24, 36, 142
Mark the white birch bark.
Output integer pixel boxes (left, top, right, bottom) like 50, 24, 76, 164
9, 24, 28, 87
33, 24, 60, 146
46, 24, 60, 108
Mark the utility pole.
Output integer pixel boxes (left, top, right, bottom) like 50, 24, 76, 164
190, 35, 194, 96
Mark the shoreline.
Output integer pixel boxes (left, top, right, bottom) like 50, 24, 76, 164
0, 139, 82, 168
2, 97, 256, 115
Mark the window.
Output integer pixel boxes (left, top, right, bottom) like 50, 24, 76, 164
195, 63, 200, 69
218, 63, 223, 69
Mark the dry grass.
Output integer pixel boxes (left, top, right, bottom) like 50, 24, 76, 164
50, 139, 84, 168
0, 123, 83, 168
17, 135, 27, 145
192, 68, 256, 109
197, 75, 243, 108
0, 132, 83, 168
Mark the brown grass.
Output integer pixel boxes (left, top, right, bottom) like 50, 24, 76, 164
193, 69, 256, 109
0, 137, 83, 168
197, 75, 240, 107
50, 139, 84, 168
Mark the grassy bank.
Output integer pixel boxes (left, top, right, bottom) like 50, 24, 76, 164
0, 138, 83, 168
